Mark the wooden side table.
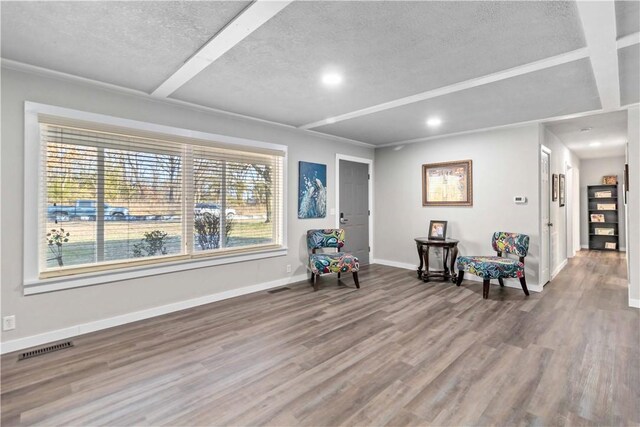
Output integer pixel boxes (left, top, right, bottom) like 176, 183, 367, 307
414, 238, 459, 283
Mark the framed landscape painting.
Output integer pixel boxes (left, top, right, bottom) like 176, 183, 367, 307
422, 160, 472, 206
298, 161, 327, 219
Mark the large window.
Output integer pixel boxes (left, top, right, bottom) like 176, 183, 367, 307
36, 116, 285, 282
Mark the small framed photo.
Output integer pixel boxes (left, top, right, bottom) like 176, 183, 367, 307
605, 242, 617, 250
602, 175, 617, 185
597, 203, 616, 211
590, 214, 605, 222
552, 174, 558, 201
594, 191, 612, 198
595, 228, 614, 236
428, 220, 448, 240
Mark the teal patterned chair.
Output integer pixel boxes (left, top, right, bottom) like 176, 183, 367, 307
456, 232, 530, 299
307, 229, 360, 291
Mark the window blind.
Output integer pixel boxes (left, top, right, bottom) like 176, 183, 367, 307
39, 121, 284, 278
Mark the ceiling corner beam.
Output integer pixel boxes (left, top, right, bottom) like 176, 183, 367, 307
576, 0, 621, 111
299, 47, 589, 130
617, 31, 640, 49
151, 0, 293, 98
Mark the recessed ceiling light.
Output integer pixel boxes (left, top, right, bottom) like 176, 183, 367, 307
426, 117, 442, 127
580, 127, 592, 132
589, 141, 602, 147
322, 73, 343, 86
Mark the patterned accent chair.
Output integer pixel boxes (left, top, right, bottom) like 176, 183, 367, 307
307, 229, 360, 291
456, 232, 530, 299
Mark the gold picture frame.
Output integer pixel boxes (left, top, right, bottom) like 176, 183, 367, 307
422, 160, 473, 206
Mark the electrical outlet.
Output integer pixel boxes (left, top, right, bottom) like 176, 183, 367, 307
3, 315, 16, 331
286, 264, 292, 273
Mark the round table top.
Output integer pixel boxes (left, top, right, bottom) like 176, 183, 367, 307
414, 237, 459, 245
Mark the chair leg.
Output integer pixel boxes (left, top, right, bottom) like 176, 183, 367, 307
337, 272, 341, 281
519, 276, 530, 296
456, 270, 464, 286
353, 271, 360, 289
498, 278, 505, 287
313, 274, 319, 291
483, 279, 490, 299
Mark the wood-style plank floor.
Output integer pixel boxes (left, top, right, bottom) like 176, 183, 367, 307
2, 251, 638, 426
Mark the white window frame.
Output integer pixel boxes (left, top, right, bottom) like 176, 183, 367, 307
24, 102, 288, 295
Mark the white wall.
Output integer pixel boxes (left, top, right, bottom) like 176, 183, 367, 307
0, 67, 374, 345
627, 106, 639, 308
542, 127, 581, 273
579, 156, 627, 249
374, 125, 542, 288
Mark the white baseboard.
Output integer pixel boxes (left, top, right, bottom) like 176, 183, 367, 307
629, 298, 640, 309
580, 244, 627, 252
373, 259, 542, 292
0, 272, 308, 355
372, 259, 416, 270
551, 259, 568, 279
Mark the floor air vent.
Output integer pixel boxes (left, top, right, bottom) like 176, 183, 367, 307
267, 287, 291, 294
18, 341, 74, 360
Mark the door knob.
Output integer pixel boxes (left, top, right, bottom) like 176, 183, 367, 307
340, 213, 348, 224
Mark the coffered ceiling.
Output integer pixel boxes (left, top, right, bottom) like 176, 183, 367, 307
2, 1, 638, 147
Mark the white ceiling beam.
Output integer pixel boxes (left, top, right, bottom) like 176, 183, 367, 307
152, 0, 293, 98
617, 31, 640, 49
299, 47, 590, 130
576, 0, 620, 111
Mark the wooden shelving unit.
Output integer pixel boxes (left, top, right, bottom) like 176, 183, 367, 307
587, 184, 619, 251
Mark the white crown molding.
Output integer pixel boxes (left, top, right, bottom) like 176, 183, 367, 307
299, 47, 590, 130
152, 1, 293, 97
617, 32, 640, 50
576, 1, 620, 111
1, 58, 375, 149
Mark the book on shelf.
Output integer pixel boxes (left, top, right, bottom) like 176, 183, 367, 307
597, 203, 616, 210
595, 228, 615, 236
594, 191, 612, 198
590, 214, 605, 222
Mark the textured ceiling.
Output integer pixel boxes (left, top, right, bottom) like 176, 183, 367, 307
619, 44, 640, 106
313, 59, 600, 145
171, 1, 586, 126
615, 0, 640, 38
0, 1, 250, 92
545, 111, 627, 159
0, 1, 634, 149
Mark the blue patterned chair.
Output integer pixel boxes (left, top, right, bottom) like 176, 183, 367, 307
456, 232, 530, 299
307, 229, 360, 291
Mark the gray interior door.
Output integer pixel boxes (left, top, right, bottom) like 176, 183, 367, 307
339, 160, 369, 264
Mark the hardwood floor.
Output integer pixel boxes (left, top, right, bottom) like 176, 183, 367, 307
2, 251, 638, 426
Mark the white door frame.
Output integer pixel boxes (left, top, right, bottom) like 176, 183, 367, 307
335, 154, 374, 261
540, 145, 552, 285
573, 167, 581, 254
566, 163, 574, 258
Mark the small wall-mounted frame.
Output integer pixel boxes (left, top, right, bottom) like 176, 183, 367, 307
422, 160, 472, 206
559, 174, 566, 207
552, 174, 558, 201
428, 220, 448, 240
